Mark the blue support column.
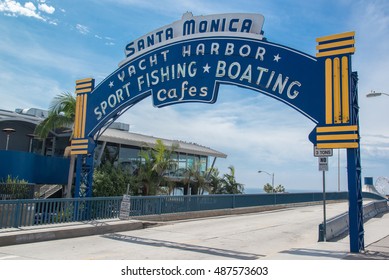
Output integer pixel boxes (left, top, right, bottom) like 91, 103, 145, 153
347, 148, 364, 252
71, 78, 96, 198
347, 71, 364, 253
74, 154, 82, 198
74, 153, 95, 197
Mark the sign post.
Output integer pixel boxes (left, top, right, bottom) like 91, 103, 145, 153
119, 194, 131, 220
318, 156, 328, 241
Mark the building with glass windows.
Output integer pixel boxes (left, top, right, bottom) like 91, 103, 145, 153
0, 108, 227, 186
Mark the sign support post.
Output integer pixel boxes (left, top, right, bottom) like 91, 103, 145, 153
318, 156, 329, 241
322, 169, 327, 242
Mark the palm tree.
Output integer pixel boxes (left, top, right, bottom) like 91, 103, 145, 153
207, 167, 224, 194
35, 92, 76, 198
182, 160, 209, 195
137, 149, 158, 195
34, 92, 76, 137
151, 139, 178, 184
137, 139, 178, 195
221, 165, 244, 194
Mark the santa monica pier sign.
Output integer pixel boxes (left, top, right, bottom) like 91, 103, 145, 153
70, 12, 363, 253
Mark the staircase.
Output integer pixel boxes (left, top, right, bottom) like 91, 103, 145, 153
38, 185, 63, 198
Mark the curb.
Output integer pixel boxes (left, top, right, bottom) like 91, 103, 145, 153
0, 220, 144, 247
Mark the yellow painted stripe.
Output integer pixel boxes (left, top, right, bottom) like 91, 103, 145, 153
316, 125, 358, 133
317, 134, 358, 141
76, 88, 92, 94
317, 142, 358, 149
316, 31, 355, 43
316, 39, 355, 50
81, 94, 87, 138
76, 78, 94, 84
333, 58, 341, 124
76, 95, 83, 138
341, 56, 350, 123
76, 82, 93, 89
71, 139, 88, 144
74, 95, 80, 138
316, 47, 356, 58
71, 150, 88, 155
71, 145, 89, 150
325, 58, 333, 124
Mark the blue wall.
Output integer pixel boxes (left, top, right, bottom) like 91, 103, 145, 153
0, 150, 70, 184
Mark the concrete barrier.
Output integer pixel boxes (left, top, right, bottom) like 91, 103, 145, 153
0, 220, 144, 247
319, 200, 389, 241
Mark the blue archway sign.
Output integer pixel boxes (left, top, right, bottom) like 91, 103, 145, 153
70, 13, 363, 253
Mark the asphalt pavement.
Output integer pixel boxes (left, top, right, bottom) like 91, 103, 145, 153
0, 201, 388, 260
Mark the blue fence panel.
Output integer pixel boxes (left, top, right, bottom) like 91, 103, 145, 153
0, 150, 70, 184
0, 192, 385, 229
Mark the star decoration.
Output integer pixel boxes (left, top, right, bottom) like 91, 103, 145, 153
273, 54, 281, 62
203, 63, 211, 73
109, 81, 114, 88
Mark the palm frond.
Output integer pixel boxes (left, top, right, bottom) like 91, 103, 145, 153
34, 92, 76, 138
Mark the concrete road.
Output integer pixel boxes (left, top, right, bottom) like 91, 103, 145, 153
0, 202, 351, 260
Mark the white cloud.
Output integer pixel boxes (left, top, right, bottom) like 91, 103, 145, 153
0, 0, 44, 20
24, 2, 35, 11
38, 3, 55, 14
0, 0, 55, 21
76, 23, 90, 35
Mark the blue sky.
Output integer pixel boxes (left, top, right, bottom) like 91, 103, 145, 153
1, 0, 389, 193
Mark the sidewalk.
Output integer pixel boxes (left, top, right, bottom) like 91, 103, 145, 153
265, 211, 389, 260
0, 219, 147, 247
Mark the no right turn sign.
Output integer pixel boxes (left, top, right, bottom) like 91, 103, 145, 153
318, 157, 329, 171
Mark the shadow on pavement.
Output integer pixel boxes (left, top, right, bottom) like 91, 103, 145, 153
277, 248, 348, 259
344, 251, 389, 260
102, 233, 264, 260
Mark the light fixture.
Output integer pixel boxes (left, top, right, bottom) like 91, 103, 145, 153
366, 91, 389, 98
2, 128, 16, 150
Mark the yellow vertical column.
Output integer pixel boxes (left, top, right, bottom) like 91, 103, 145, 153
341, 56, 350, 123
71, 78, 95, 155
325, 58, 333, 124
333, 57, 341, 123
316, 31, 355, 126
315, 31, 358, 149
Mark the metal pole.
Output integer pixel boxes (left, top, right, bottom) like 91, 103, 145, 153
322, 169, 327, 242
29, 138, 33, 153
5, 134, 10, 150
338, 149, 340, 192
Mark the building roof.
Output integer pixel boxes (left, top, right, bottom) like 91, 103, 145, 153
0, 109, 43, 124
0, 108, 227, 159
99, 128, 227, 158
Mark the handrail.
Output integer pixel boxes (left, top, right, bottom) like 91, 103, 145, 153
0, 191, 385, 229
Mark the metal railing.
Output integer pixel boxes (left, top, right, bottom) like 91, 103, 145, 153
0, 191, 385, 229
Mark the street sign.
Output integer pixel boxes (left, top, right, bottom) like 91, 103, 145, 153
314, 146, 333, 157
318, 157, 329, 171
119, 194, 131, 220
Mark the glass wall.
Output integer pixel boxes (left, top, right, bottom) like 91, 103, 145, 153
94, 141, 209, 176
118, 145, 141, 173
